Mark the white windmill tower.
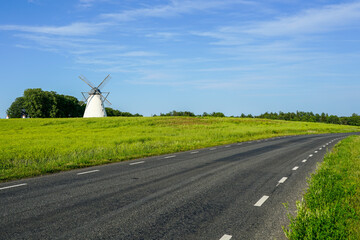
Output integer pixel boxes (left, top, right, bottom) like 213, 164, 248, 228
79, 74, 112, 118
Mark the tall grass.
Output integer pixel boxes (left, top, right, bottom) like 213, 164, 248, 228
1, 117, 359, 181
283, 136, 360, 239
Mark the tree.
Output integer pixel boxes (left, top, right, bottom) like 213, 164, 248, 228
327, 115, 340, 124
210, 112, 225, 117
55, 95, 84, 117
8, 88, 84, 118
105, 107, 142, 117
6, 97, 27, 118
160, 110, 195, 117
22, 88, 55, 118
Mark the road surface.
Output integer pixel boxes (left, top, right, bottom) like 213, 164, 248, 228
0, 133, 356, 239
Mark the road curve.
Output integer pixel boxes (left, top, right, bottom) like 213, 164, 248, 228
0, 133, 357, 240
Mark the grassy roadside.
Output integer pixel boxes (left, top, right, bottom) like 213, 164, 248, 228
283, 135, 360, 239
1, 117, 359, 182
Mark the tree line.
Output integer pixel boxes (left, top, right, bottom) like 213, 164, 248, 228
256, 111, 360, 126
6, 89, 359, 125
7, 88, 141, 118
156, 110, 225, 117
156, 110, 360, 126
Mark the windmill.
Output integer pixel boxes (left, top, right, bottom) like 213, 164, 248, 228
79, 74, 111, 118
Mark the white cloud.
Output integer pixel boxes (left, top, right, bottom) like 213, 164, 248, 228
118, 51, 163, 57
101, 0, 254, 21
77, 0, 113, 9
193, 1, 360, 46
0, 22, 107, 36
14, 33, 125, 53
145, 32, 181, 41
78, 0, 97, 8
244, 2, 360, 36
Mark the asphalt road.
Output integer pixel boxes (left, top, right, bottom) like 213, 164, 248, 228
0, 133, 357, 240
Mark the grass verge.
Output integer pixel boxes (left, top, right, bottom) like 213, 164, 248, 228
283, 135, 360, 239
1, 117, 359, 182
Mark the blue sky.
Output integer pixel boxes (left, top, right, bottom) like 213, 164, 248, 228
1, 0, 360, 117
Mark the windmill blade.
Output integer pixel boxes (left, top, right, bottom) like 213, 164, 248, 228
81, 92, 90, 103
101, 92, 112, 105
104, 98, 112, 106
79, 75, 96, 89
97, 74, 111, 90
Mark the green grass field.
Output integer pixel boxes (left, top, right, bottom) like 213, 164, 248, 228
283, 135, 360, 239
1, 117, 359, 181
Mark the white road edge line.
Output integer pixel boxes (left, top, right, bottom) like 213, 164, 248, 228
164, 155, 176, 159
190, 151, 199, 154
219, 234, 232, 240
292, 166, 299, 171
129, 161, 145, 165
77, 170, 100, 175
254, 195, 269, 207
0, 183, 27, 191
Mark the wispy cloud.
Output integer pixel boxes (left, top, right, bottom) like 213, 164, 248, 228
78, 0, 97, 8
0, 22, 107, 36
77, 0, 113, 9
189, 0, 360, 75
13, 33, 125, 54
100, 0, 254, 21
193, 1, 360, 46
145, 32, 181, 41
128, 74, 295, 90
244, 2, 360, 36
118, 51, 163, 57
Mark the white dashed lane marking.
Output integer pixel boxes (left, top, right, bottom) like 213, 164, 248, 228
210, 148, 217, 150
292, 166, 299, 171
0, 183, 27, 191
254, 195, 269, 207
190, 151, 199, 154
225, 145, 231, 148
129, 161, 145, 165
278, 177, 288, 184
302, 159, 307, 163
77, 170, 100, 175
276, 177, 288, 186
219, 234, 232, 240
309, 154, 313, 157
164, 155, 176, 159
